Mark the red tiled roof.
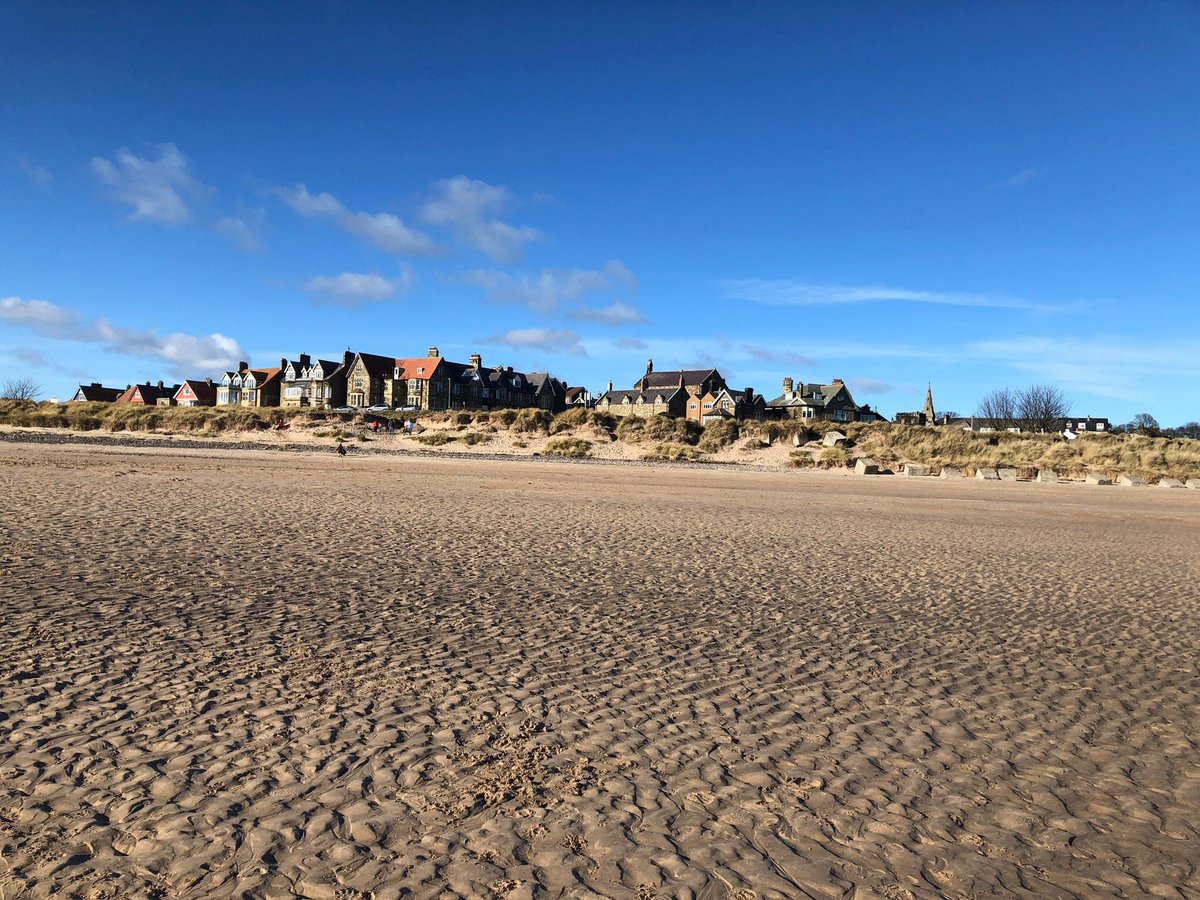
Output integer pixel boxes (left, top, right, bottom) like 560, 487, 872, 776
394, 357, 443, 381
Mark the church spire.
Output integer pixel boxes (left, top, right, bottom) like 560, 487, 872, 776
922, 383, 936, 425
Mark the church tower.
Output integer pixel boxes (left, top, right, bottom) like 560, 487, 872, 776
922, 383, 936, 425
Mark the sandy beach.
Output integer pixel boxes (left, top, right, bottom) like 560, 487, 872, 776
1, 440, 1198, 899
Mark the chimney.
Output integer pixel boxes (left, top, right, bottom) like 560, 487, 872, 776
300, 353, 311, 367
205, 377, 213, 386
607, 380, 613, 393
783, 376, 793, 395
428, 346, 439, 357
832, 377, 843, 384
90, 382, 101, 388
157, 380, 164, 390
238, 361, 248, 373
745, 387, 754, 403
343, 350, 354, 367
469, 353, 482, 368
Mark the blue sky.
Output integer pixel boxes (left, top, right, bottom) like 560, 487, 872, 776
2, 1, 1198, 423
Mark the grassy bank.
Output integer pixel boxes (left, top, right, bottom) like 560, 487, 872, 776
3, 401, 1198, 481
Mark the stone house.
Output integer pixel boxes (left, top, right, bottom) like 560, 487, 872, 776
596, 360, 729, 420
698, 387, 767, 423
346, 351, 400, 408
766, 377, 872, 423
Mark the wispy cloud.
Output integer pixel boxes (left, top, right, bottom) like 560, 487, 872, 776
458, 260, 635, 314
987, 166, 1046, 191
275, 184, 440, 256
741, 344, 816, 367
722, 279, 1067, 312
479, 327, 586, 356
613, 337, 648, 350
215, 208, 266, 253
91, 143, 211, 225
422, 176, 540, 262
14, 347, 84, 377
300, 270, 412, 307
848, 377, 898, 395
569, 301, 647, 326
18, 157, 53, 187
0, 296, 245, 376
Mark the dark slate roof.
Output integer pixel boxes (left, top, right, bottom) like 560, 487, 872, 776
357, 352, 396, 377
73, 383, 123, 402
636, 369, 719, 389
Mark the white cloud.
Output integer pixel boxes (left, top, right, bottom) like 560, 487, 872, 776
458, 260, 635, 314
18, 158, 53, 187
721, 279, 1067, 312
423, 176, 540, 261
216, 208, 266, 253
90, 143, 210, 225
987, 166, 1046, 191
301, 270, 412, 307
0, 296, 245, 377
613, 337, 647, 350
569, 301, 647, 325
479, 327, 586, 356
275, 183, 440, 256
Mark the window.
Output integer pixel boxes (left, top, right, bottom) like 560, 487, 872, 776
354, 377, 364, 389
703, 402, 713, 410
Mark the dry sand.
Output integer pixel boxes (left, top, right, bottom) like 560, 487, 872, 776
1, 440, 1198, 899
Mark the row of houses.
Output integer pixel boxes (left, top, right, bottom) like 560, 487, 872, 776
72, 347, 592, 414
594, 360, 884, 425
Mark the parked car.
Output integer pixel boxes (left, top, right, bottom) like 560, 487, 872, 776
331, 406, 352, 412
367, 404, 390, 411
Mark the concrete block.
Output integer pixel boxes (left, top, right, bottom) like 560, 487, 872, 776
1036, 469, 1059, 483
997, 468, 1019, 481
1085, 474, 1112, 485
1187, 478, 1200, 490
854, 457, 880, 475
1157, 477, 1184, 489
822, 430, 848, 447
1118, 475, 1147, 487
901, 463, 927, 477
975, 467, 999, 480
939, 466, 962, 479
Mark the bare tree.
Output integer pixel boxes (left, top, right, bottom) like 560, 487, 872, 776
1016, 384, 1070, 433
1126, 413, 1161, 435
1, 377, 42, 402
1169, 421, 1200, 440
976, 387, 1016, 431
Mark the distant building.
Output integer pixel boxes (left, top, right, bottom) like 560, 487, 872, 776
70, 382, 123, 403
216, 362, 283, 407
281, 352, 353, 409
895, 384, 936, 427
595, 359, 744, 421
173, 378, 216, 407
766, 377, 876, 423
115, 381, 181, 405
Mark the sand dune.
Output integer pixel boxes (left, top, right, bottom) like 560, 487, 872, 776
1, 442, 1198, 898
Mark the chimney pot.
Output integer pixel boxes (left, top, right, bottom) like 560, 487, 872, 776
238, 361, 248, 373
428, 346, 439, 357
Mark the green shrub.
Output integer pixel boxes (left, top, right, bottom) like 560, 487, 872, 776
698, 419, 739, 452
415, 431, 452, 446
543, 436, 592, 458
642, 442, 705, 462
512, 407, 552, 433
816, 446, 851, 468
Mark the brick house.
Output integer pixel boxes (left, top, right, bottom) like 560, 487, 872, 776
173, 378, 216, 407
115, 381, 181, 405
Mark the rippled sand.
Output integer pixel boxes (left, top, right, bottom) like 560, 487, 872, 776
1, 442, 1198, 899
